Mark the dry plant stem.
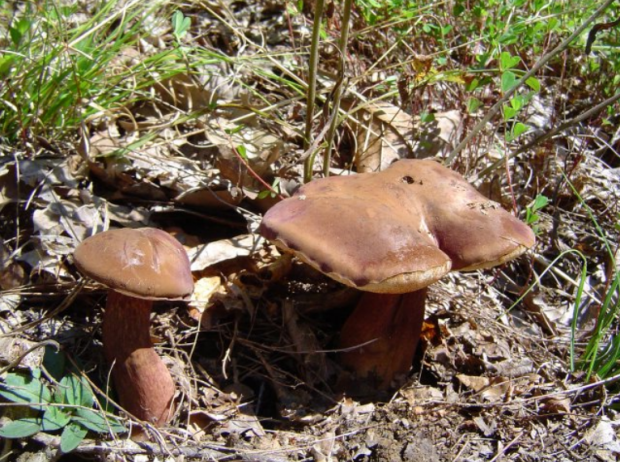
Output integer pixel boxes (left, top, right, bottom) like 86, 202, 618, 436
303, 0, 325, 183
339, 288, 427, 388
446, 0, 616, 164
103, 291, 174, 427
323, 0, 353, 177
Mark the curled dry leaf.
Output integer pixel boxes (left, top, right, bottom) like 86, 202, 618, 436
0, 243, 27, 290
457, 374, 513, 402
400, 386, 444, 406
188, 234, 258, 272
540, 396, 571, 414
584, 417, 620, 456
188, 275, 223, 325
0, 337, 45, 372
0, 163, 22, 213
341, 99, 462, 172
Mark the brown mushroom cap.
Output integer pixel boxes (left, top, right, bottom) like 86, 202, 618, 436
260, 159, 535, 293
74, 227, 193, 300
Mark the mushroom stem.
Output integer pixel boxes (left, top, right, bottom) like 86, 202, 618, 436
102, 290, 175, 426
338, 288, 427, 388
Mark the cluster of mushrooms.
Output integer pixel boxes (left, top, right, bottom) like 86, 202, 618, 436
74, 159, 534, 427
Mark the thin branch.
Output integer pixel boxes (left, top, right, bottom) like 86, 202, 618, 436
303, 0, 325, 183
323, 0, 353, 177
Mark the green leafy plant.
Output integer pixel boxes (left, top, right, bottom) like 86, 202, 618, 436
172, 10, 191, 40
0, 367, 125, 453
257, 177, 282, 199
497, 51, 539, 141
525, 194, 549, 234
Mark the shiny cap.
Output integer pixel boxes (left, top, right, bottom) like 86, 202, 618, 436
74, 227, 194, 300
259, 159, 535, 294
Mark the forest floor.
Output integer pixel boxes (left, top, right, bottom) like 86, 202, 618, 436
1, 0, 620, 460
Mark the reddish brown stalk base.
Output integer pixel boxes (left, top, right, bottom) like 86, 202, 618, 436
338, 288, 427, 389
103, 291, 175, 427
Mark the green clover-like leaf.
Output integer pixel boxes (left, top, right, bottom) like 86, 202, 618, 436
499, 51, 520, 71
60, 422, 88, 453
0, 371, 52, 410
500, 70, 518, 93
56, 374, 94, 408
74, 408, 126, 434
0, 417, 43, 439
42, 406, 71, 432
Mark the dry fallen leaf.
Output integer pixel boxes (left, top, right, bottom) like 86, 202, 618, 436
584, 417, 620, 457
540, 396, 571, 414
457, 374, 512, 402
188, 234, 258, 271
0, 337, 45, 372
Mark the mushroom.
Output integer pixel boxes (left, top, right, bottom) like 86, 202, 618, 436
74, 227, 193, 426
259, 159, 535, 388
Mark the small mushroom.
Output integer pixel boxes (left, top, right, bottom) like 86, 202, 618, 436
74, 227, 193, 426
260, 159, 535, 388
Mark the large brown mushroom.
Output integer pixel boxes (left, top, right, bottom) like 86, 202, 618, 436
259, 159, 535, 388
74, 227, 193, 426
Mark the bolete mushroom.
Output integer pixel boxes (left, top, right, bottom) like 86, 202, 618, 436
74, 227, 193, 426
259, 159, 535, 388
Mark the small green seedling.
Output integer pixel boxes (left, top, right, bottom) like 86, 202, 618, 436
172, 11, 191, 40
0, 356, 125, 453
257, 177, 282, 199
525, 194, 549, 234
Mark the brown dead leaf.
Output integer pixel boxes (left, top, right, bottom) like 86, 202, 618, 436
207, 120, 283, 194
188, 235, 258, 272
343, 100, 414, 173
342, 99, 463, 172
0, 337, 45, 372
188, 275, 223, 323
0, 243, 27, 290
400, 385, 443, 406
174, 185, 242, 209
540, 396, 571, 414
457, 374, 512, 402
282, 300, 327, 386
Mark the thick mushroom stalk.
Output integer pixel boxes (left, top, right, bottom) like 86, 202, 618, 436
260, 159, 535, 389
74, 228, 193, 426
338, 290, 427, 388
102, 291, 175, 426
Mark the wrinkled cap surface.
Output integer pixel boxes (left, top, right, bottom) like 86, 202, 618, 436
74, 227, 194, 300
259, 159, 535, 294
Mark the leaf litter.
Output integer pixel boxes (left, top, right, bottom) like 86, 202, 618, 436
1, 0, 620, 460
